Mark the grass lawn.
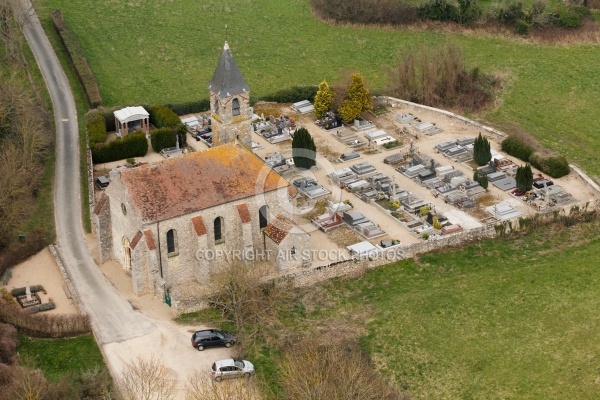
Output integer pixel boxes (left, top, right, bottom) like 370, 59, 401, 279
17, 334, 107, 382
35, 0, 600, 177
308, 220, 600, 399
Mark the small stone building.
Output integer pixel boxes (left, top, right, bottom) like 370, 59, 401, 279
114, 106, 150, 137
208, 42, 253, 148
93, 143, 309, 310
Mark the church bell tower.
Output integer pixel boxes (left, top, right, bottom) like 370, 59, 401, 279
208, 42, 253, 148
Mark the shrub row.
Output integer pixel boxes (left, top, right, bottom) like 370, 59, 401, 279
28, 302, 56, 314
149, 104, 180, 128
529, 153, 570, 178
51, 10, 102, 108
253, 86, 318, 104
85, 109, 107, 146
0, 229, 47, 282
0, 304, 91, 338
0, 322, 17, 365
501, 135, 570, 178
417, 0, 480, 24
150, 128, 177, 153
10, 286, 44, 297
91, 131, 148, 164
501, 135, 534, 161
165, 99, 210, 115
311, 0, 591, 33
310, 0, 418, 25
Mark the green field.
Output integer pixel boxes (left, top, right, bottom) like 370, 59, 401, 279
17, 334, 107, 381
309, 220, 600, 399
36, 0, 600, 177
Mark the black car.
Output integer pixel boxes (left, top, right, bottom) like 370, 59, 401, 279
194, 127, 212, 141
191, 329, 236, 351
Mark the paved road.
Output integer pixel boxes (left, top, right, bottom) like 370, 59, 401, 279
20, 1, 155, 344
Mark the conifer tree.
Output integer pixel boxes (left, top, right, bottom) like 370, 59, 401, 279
292, 127, 317, 169
473, 132, 491, 166
314, 79, 333, 119
516, 164, 533, 192
338, 73, 372, 123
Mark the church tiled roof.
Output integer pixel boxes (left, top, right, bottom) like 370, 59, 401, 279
208, 41, 251, 98
119, 143, 288, 223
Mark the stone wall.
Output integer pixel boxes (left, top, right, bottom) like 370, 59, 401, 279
383, 96, 506, 139
282, 200, 599, 288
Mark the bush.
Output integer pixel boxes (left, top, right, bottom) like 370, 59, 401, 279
418, 0, 459, 21
149, 105, 180, 128
150, 128, 177, 153
515, 19, 530, 34
51, 10, 102, 108
91, 131, 148, 164
551, 4, 585, 28
529, 152, 570, 178
492, 0, 525, 24
0, 323, 17, 365
84, 109, 107, 146
501, 135, 534, 161
0, 229, 47, 282
253, 86, 318, 104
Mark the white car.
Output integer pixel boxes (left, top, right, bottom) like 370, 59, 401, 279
210, 358, 255, 382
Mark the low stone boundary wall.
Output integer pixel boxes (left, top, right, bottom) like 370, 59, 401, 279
283, 200, 598, 288
49, 245, 86, 315
383, 96, 506, 139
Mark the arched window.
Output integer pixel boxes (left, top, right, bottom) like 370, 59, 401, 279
232, 98, 240, 116
259, 205, 268, 229
166, 229, 178, 255
214, 100, 219, 115
214, 217, 224, 243
122, 237, 131, 271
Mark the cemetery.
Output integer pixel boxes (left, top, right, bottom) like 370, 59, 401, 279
247, 95, 592, 249
253, 114, 298, 144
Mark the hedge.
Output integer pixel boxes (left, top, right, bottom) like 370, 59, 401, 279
529, 153, 570, 178
91, 131, 148, 163
51, 10, 102, 108
151, 128, 177, 153
149, 104, 180, 128
85, 109, 107, 146
501, 135, 534, 161
252, 86, 318, 104
11, 286, 44, 297
166, 99, 210, 115
0, 229, 47, 280
0, 304, 91, 338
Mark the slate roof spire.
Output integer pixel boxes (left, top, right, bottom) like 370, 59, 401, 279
208, 41, 250, 98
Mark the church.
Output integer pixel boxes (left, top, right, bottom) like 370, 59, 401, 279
93, 42, 310, 311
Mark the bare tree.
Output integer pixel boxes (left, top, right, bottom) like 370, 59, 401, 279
0, 0, 36, 65
185, 375, 261, 400
208, 261, 293, 342
4, 366, 47, 400
277, 340, 410, 400
116, 356, 177, 400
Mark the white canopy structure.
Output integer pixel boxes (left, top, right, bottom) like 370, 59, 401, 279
114, 106, 150, 137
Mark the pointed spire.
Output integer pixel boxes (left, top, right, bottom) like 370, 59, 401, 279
208, 41, 250, 98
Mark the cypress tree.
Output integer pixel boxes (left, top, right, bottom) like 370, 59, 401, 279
473, 132, 491, 166
314, 79, 333, 119
516, 164, 533, 192
292, 127, 317, 169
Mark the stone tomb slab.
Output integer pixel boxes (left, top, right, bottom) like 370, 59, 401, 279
492, 177, 516, 191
